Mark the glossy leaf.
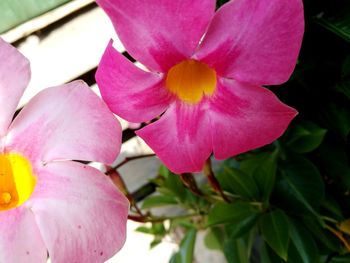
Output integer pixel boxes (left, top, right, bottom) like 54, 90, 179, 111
239, 151, 279, 202
273, 155, 324, 216
286, 121, 327, 153
260, 210, 290, 261
224, 231, 256, 263
218, 167, 260, 200
289, 219, 319, 263
207, 202, 260, 232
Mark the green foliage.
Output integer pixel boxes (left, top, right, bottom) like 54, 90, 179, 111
170, 229, 197, 263
260, 210, 290, 261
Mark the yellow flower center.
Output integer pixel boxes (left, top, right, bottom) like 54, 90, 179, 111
165, 59, 217, 103
0, 153, 36, 212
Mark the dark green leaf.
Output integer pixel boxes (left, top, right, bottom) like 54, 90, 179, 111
224, 238, 249, 263
302, 217, 340, 253
260, 210, 290, 261
223, 231, 256, 263
240, 151, 279, 202
320, 103, 350, 140
261, 241, 286, 263
207, 202, 260, 232
289, 219, 319, 263
273, 155, 324, 216
141, 195, 178, 209
336, 80, 350, 100
329, 255, 350, 263
286, 121, 327, 153
314, 2, 350, 43
219, 167, 260, 199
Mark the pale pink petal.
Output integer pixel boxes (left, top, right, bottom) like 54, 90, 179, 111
0, 38, 30, 137
27, 161, 129, 263
136, 101, 212, 174
209, 78, 297, 159
96, 0, 215, 72
96, 41, 173, 123
5, 80, 121, 164
0, 207, 47, 263
196, 0, 304, 85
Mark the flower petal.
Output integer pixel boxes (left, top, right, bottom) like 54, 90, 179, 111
196, 0, 304, 85
5, 80, 121, 164
28, 161, 129, 263
0, 38, 30, 137
96, 41, 173, 123
136, 101, 212, 174
0, 207, 47, 263
209, 78, 297, 159
96, 0, 215, 72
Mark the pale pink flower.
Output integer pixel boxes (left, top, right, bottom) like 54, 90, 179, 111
96, 0, 304, 173
0, 38, 128, 262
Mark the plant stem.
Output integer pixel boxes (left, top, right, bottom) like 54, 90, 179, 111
203, 158, 231, 203
110, 153, 156, 171
128, 213, 199, 223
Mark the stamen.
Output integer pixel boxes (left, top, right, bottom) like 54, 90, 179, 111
166, 59, 217, 103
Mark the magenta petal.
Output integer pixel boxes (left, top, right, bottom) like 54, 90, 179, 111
96, 0, 215, 72
28, 161, 129, 262
0, 208, 47, 262
96, 41, 173, 123
196, 0, 304, 85
136, 102, 212, 173
6, 81, 121, 164
209, 78, 297, 159
0, 38, 30, 137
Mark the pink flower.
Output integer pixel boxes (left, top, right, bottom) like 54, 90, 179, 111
0, 39, 128, 262
96, 0, 304, 173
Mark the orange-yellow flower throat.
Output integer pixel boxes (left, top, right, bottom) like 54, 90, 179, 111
166, 59, 217, 103
0, 154, 36, 211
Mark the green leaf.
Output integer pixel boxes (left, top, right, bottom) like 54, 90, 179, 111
176, 229, 197, 263
273, 155, 325, 216
158, 165, 187, 202
224, 238, 249, 263
260, 210, 290, 261
336, 80, 350, 100
224, 231, 256, 263
207, 202, 260, 233
219, 167, 260, 199
314, 3, 350, 43
320, 103, 350, 140
204, 227, 225, 251
302, 217, 340, 253
286, 121, 327, 153
289, 220, 319, 263
261, 241, 286, 263
329, 255, 350, 263
141, 195, 178, 209
240, 151, 279, 202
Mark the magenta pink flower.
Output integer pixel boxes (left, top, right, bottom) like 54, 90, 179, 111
0, 38, 128, 262
96, 0, 304, 173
